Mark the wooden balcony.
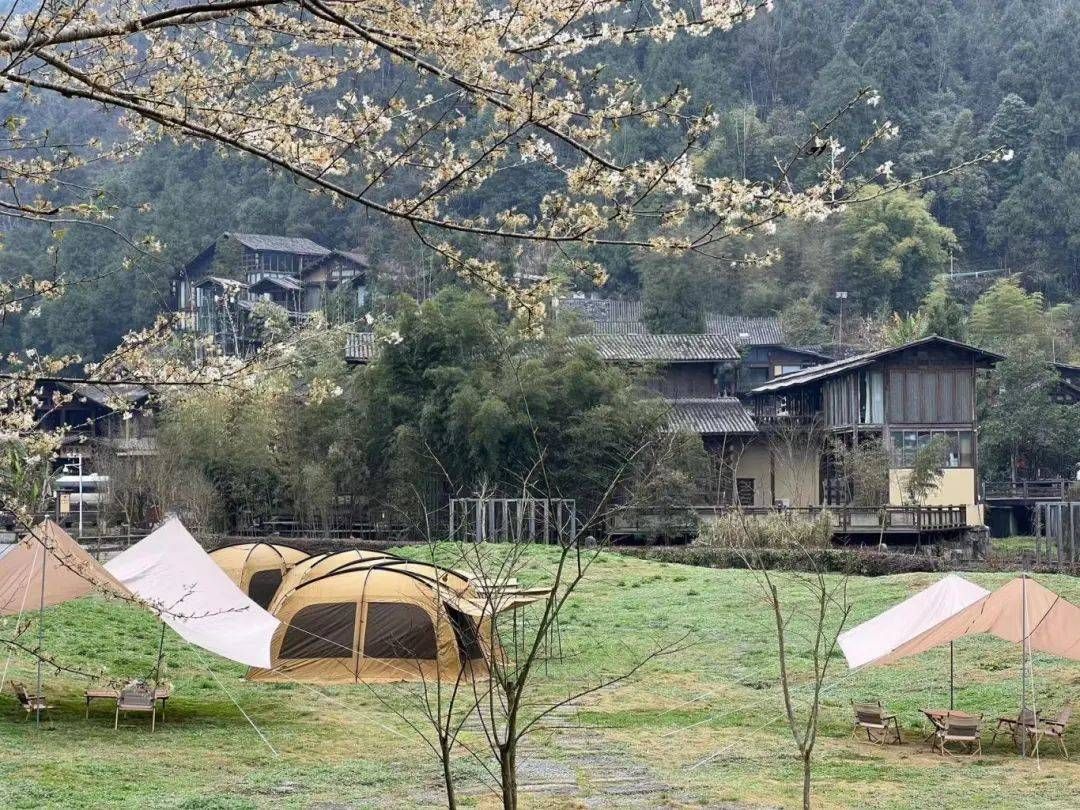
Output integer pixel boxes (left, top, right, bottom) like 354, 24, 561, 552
982, 479, 1070, 502
693, 504, 969, 534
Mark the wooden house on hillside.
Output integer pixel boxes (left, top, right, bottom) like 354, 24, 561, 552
576, 327, 1003, 545
749, 337, 1001, 520
173, 233, 370, 354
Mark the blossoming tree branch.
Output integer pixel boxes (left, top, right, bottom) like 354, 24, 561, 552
0, 0, 1011, 522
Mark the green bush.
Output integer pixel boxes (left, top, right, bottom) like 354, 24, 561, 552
622, 545, 943, 576
695, 510, 833, 550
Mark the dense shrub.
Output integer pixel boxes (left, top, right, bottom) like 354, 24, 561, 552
622, 545, 943, 576
696, 511, 833, 550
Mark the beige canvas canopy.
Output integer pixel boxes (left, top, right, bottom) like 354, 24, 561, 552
874, 576, 1080, 666
0, 521, 129, 616
209, 542, 310, 608
249, 558, 495, 684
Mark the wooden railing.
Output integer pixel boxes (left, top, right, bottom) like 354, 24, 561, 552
982, 480, 1070, 501
693, 504, 968, 533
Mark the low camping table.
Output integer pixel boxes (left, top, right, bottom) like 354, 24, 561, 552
85, 687, 171, 720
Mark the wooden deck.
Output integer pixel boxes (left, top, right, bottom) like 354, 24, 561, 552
982, 479, 1070, 502
607, 504, 970, 542
693, 505, 969, 535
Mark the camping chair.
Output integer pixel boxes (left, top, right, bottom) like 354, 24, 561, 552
933, 712, 982, 756
990, 708, 1039, 750
851, 701, 902, 745
11, 682, 52, 721
114, 682, 156, 731
1026, 708, 1072, 758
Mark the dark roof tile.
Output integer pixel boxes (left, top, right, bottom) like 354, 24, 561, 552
229, 233, 330, 256
573, 333, 740, 362
668, 398, 757, 435
751, 336, 1003, 393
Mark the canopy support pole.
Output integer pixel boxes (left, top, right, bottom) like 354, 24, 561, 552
35, 540, 46, 726
1020, 575, 1028, 758
949, 642, 954, 710
153, 621, 167, 688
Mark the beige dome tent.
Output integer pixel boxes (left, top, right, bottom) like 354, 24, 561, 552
272, 548, 402, 603
209, 542, 310, 608
249, 557, 494, 684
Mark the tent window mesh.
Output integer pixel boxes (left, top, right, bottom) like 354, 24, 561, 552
248, 570, 283, 609
363, 602, 438, 660
281, 602, 356, 659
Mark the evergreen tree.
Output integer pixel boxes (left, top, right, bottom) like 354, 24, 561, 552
838, 191, 956, 314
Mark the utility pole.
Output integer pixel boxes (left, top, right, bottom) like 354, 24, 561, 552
835, 291, 848, 349
77, 453, 84, 538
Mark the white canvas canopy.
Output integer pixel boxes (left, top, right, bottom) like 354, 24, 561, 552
105, 518, 280, 668
839, 574, 990, 669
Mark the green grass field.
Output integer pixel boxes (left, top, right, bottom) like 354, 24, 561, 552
1, 547, 1077, 809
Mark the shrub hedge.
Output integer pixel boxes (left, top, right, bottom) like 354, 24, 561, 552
620, 545, 944, 576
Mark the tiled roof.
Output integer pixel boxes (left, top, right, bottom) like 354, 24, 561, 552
194, 275, 248, 289
68, 383, 151, 409
229, 233, 331, 256
751, 336, 1004, 393
250, 275, 302, 291
668, 398, 757, 435
574, 333, 740, 362
705, 315, 784, 345
558, 298, 648, 334
305, 248, 370, 274
556, 297, 784, 345
345, 332, 377, 363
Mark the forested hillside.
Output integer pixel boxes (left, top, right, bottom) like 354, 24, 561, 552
1, 0, 1077, 359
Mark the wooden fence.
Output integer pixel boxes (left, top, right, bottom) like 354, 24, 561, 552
448, 498, 577, 544
1034, 502, 1080, 565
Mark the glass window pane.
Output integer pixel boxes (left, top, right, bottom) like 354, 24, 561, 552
890, 431, 904, 466
958, 431, 973, 467
941, 431, 960, 468
903, 431, 918, 467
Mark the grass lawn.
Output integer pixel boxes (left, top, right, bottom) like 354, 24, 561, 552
1, 546, 1078, 808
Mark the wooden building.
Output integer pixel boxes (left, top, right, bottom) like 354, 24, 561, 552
748, 337, 1002, 523
573, 326, 1003, 543
174, 234, 370, 354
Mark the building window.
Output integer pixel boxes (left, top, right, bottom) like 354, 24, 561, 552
742, 366, 769, 389
736, 478, 755, 506
773, 364, 803, 377
890, 430, 973, 468
860, 370, 884, 424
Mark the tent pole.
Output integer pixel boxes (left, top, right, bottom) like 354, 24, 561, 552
153, 621, 167, 688
35, 541, 46, 726
949, 641, 954, 710
1020, 575, 1028, 757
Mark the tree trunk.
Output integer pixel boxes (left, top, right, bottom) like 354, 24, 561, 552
441, 739, 457, 810
499, 743, 517, 810
802, 751, 812, 810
